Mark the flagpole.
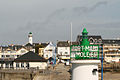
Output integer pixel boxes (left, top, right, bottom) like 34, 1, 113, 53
71, 22, 72, 45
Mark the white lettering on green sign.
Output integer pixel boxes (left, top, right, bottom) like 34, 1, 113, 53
70, 45, 99, 59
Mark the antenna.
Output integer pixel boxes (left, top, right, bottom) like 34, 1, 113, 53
71, 22, 72, 45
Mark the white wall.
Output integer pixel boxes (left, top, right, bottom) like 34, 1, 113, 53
13, 62, 47, 69
71, 60, 100, 80
0, 48, 28, 59
29, 62, 47, 69
105, 56, 120, 62
58, 47, 70, 55
44, 42, 56, 59
16, 48, 28, 55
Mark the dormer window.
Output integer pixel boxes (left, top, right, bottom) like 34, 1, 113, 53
113, 41, 115, 43
89, 38, 94, 44
98, 39, 102, 43
21, 50, 26, 53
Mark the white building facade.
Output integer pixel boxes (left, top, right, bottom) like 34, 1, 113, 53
0, 48, 28, 59
103, 39, 120, 62
0, 51, 47, 69
43, 42, 56, 59
57, 46, 70, 60
57, 41, 78, 62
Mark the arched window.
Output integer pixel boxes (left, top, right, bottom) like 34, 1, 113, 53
98, 39, 102, 43
95, 39, 98, 43
89, 38, 94, 44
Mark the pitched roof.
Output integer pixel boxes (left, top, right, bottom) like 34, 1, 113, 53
8, 45, 23, 50
57, 41, 70, 47
57, 41, 79, 47
77, 35, 102, 40
0, 46, 8, 51
33, 43, 39, 46
72, 42, 79, 45
25, 43, 33, 47
103, 39, 120, 44
14, 51, 47, 62
34, 43, 49, 48
16, 47, 28, 52
40, 43, 49, 47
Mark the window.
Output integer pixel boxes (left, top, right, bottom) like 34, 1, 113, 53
6, 55, 10, 57
106, 55, 110, 57
1, 55, 5, 58
66, 55, 70, 57
113, 44, 118, 46
99, 39, 102, 43
46, 55, 48, 58
16, 63, 19, 68
21, 63, 24, 67
17, 55, 20, 58
7, 50, 11, 53
39, 50, 42, 53
89, 38, 94, 44
111, 56, 115, 57
104, 48, 108, 50
60, 52, 62, 55
5, 63, 9, 68
10, 63, 13, 68
65, 52, 68, 54
11, 55, 14, 58
26, 62, 30, 69
65, 47, 67, 50
21, 50, 26, 53
95, 39, 97, 43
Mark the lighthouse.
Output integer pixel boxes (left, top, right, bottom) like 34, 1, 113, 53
70, 28, 100, 80
28, 32, 33, 44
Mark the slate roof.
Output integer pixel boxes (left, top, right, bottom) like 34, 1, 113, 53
57, 41, 70, 47
40, 43, 49, 47
77, 35, 102, 40
8, 45, 23, 50
25, 43, 33, 47
34, 43, 49, 49
57, 41, 79, 47
14, 51, 47, 62
33, 43, 39, 46
72, 42, 79, 45
0, 46, 8, 51
103, 39, 120, 45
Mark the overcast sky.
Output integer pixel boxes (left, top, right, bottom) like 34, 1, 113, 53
0, 0, 120, 45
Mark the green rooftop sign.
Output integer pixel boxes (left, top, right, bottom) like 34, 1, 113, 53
70, 45, 99, 59
70, 28, 99, 60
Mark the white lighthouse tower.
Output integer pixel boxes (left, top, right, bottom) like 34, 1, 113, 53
70, 28, 100, 80
28, 32, 33, 44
